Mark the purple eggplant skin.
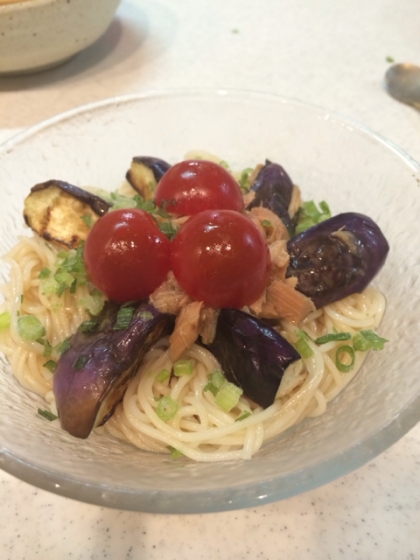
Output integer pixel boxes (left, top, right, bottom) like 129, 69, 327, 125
53, 301, 175, 439
204, 308, 301, 408
132, 156, 171, 182
286, 212, 390, 309
246, 160, 296, 235
30, 179, 111, 216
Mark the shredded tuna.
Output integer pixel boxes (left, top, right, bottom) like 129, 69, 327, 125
169, 301, 204, 362
263, 278, 315, 323
269, 239, 290, 270
149, 271, 191, 315
199, 306, 220, 344
247, 206, 289, 243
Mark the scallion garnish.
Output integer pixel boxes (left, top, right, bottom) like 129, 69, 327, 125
17, 315, 46, 341
156, 396, 178, 422
353, 330, 388, 352
37, 338, 53, 358
156, 369, 171, 383
54, 337, 72, 355
43, 360, 57, 373
236, 410, 252, 422
295, 200, 331, 233
335, 345, 355, 373
113, 306, 134, 330
215, 380, 243, 412
173, 358, 194, 377
37, 408, 58, 422
238, 167, 254, 192
81, 214, 94, 228
167, 445, 184, 459
78, 319, 99, 333
295, 336, 313, 359
38, 267, 51, 279
0, 311, 11, 331
73, 355, 89, 371
315, 332, 352, 345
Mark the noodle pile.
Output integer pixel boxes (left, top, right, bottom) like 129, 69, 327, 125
0, 234, 385, 461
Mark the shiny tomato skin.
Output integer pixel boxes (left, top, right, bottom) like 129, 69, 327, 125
83, 208, 171, 303
171, 209, 271, 308
154, 159, 244, 216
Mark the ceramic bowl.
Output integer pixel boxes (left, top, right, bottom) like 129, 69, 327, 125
0, 90, 419, 514
0, 0, 121, 75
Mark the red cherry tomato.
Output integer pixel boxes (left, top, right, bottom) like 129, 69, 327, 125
83, 208, 171, 303
171, 209, 271, 308
154, 159, 244, 216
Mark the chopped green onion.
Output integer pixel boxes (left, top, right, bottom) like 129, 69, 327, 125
295, 200, 331, 233
37, 338, 53, 357
38, 267, 51, 279
54, 337, 72, 355
113, 306, 135, 330
156, 395, 178, 421
336, 345, 356, 373
215, 380, 243, 412
203, 369, 225, 395
43, 359, 57, 373
219, 160, 230, 169
37, 408, 58, 422
236, 410, 252, 422
238, 167, 254, 192
73, 355, 89, 371
261, 219, 272, 228
78, 319, 99, 333
173, 358, 194, 377
17, 315, 46, 341
79, 294, 105, 316
0, 311, 11, 331
295, 336, 313, 359
156, 369, 171, 383
315, 332, 352, 345
158, 220, 179, 239
81, 214, 94, 228
167, 445, 184, 459
353, 330, 388, 352
137, 310, 154, 321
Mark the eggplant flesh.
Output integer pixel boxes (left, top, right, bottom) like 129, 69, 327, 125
286, 212, 389, 309
24, 180, 111, 248
246, 160, 296, 234
53, 301, 175, 438
204, 308, 301, 408
126, 156, 171, 200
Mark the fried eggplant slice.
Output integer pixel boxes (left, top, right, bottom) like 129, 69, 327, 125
126, 156, 171, 200
286, 212, 389, 308
24, 180, 111, 249
53, 301, 175, 438
205, 308, 301, 408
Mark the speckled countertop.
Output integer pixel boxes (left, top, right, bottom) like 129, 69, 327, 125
1, 1, 420, 558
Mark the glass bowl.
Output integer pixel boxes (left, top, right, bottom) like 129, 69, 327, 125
0, 90, 419, 514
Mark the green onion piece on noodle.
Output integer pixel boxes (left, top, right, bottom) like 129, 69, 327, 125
336, 345, 356, 373
156, 396, 179, 422
17, 315, 46, 341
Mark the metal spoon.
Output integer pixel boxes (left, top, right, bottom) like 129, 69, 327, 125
384, 63, 420, 109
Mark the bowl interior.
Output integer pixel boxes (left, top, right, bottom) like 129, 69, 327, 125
0, 90, 419, 513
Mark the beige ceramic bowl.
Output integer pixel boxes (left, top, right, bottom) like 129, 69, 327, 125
0, 0, 121, 75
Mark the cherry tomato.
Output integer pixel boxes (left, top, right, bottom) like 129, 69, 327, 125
171, 209, 271, 308
83, 208, 171, 303
154, 159, 244, 216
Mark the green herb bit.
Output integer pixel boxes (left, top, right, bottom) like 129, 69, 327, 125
295, 331, 314, 359
336, 345, 355, 373
0, 311, 11, 331
113, 306, 135, 330
353, 330, 388, 352
219, 160, 230, 170
37, 265, 51, 282
215, 380, 243, 412
261, 219, 272, 228
73, 355, 89, 371
236, 410, 252, 422
159, 220, 179, 240
295, 200, 332, 234
156, 395, 179, 422
81, 214, 94, 228
203, 369, 226, 395
109, 191, 138, 210
386, 56, 395, 63
43, 360, 57, 373
37, 337, 53, 358
167, 445, 184, 459
238, 167, 254, 192
54, 337, 72, 355
315, 332, 352, 345
173, 358, 194, 377
78, 319, 99, 333
17, 315, 46, 341
156, 369, 171, 383
37, 408, 58, 422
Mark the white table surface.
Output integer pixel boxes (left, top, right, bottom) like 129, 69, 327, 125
1, 1, 420, 558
